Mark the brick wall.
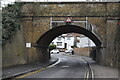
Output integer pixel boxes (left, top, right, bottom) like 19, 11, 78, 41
73, 47, 92, 56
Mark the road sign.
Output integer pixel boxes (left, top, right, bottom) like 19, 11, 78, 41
65, 17, 72, 22
26, 43, 31, 48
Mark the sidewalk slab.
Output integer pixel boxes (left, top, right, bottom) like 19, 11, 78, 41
91, 64, 118, 78
2, 57, 58, 79
79, 56, 118, 79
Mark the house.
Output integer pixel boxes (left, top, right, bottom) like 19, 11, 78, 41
50, 33, 95, 51
51, 33, 74, 51
76, 35, 96, 48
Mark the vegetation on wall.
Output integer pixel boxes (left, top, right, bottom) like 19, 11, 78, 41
49, 44, 56, 51
2, 2, 23, 44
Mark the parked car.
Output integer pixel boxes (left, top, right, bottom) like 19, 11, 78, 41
65, 49, 72, 53
65, 48, 74, 55
50, 49, 59, 54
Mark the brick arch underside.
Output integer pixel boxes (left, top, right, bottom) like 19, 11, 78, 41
36, 25, 102, 47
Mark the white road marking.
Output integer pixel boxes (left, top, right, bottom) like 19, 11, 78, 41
80, 58, 87, 63
61, 66, 69, 68
47, 58, 61, 68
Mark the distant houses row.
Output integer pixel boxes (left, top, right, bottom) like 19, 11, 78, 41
50, 33, 95, 50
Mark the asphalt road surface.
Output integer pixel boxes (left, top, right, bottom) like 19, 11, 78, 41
19, 53, 88, 80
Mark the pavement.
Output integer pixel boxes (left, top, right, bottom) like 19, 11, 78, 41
2, 57, 58, 80
80, 56, 119, 80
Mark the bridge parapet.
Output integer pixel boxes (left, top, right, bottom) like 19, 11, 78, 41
21, 2, 119, 17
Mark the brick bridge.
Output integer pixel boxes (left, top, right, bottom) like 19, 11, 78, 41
3, 2, 119, 67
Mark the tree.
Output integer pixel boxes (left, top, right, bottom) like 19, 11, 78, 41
49, 44, 56, 51
2, 2, 22, 44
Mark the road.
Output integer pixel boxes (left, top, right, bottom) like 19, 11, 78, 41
18, 53, 89, 80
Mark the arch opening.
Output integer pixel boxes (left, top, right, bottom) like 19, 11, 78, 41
36, 25, 102, 62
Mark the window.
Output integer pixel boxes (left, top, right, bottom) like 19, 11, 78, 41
57, 42, 62, 46
67, 37, 71, 40
57, 37, 61, 41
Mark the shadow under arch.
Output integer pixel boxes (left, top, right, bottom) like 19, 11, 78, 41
36, 25, 102, 63
36, 25, 102, 47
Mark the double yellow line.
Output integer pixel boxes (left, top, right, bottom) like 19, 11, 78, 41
15, 67, 47, 79
15, 58, 60, 79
